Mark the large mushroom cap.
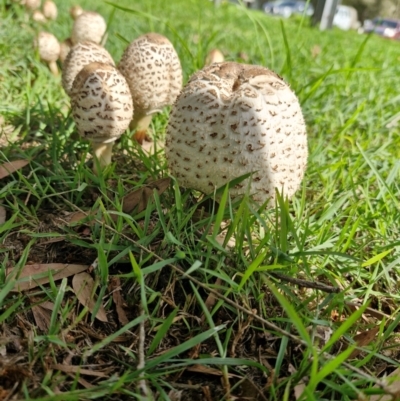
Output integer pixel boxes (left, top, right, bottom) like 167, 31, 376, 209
70, 62, 133, 172
165, 62, 308, 205
42, 0, 57, 20
62, 41, 115, 96
71, 11, 107, 45
118, 33, 182, 117
35, 31, 60, 75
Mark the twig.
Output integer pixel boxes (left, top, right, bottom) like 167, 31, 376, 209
270, 272, 340, 293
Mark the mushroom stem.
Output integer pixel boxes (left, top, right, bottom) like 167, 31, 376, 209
91, 141, 114, 174
48, 60, 59, 76
130, 113, 153, 144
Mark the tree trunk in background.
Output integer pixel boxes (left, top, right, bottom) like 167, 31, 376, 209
342, 0, 399, 21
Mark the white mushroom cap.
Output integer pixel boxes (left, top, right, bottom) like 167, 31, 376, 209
165, 62, 308, 206
61, 41, 115, 96
205, 48, 224, 66
71, 11, 107, 45
118, 32, 183, 143
59, 38, 73, 63
32, 10, 46, 22
35, 31, 60, 75
42, 0, 57, 20
70, 62, 133, 173
70, 5, 83, 20
25, 0, 40, 10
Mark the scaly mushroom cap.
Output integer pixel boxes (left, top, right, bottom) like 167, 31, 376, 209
118, 32, 183, 117
59, 38, 73, 63
70, 62, 133, 170
165, 62, 308, 205
205, 48, 224, 66
36, 31, 60, 62
62, 41, 115, 96
42, 0, 57, 20
71, 11, 107, 45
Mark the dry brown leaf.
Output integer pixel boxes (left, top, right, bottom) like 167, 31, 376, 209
0, 206, 5, 224
349, 327, 379, 358
187, 364, 237, 378
109, 277, 129, 326
0, 159, 29, 179
368, 367, 400, 401
72, 272, 108, 322
294, 381, 307, 400
52, 364, 108, 378
7, 263, 89, 292
31, 304, 52, 331
122, 178, 171, 214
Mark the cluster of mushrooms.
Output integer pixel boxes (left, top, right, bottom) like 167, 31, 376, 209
32, 4, 308, 206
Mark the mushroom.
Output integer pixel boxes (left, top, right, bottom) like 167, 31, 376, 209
25, 0, 40, 11
35, 31, 60, 76
42, 0, 57, 20
205, 48, 224, 66
70, 5, 83, 20
118, 32, 182, 143
32, 9, 46, 22
165, 62, 308, 206
70, 62, 133, 174
71, 11, 107, 45
61, 41, 115, 96
59, 38, 73, 63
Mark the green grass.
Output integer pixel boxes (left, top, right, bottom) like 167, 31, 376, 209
1, 0, 400, 400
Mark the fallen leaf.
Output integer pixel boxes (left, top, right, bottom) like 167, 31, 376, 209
349, 327, 379, 358
122, 178, 171, 214
7, 263, 89, 292
368, 367, 400, 401
0, 159, 29, 179
52, 364, 108, 378
31, 305, 52, 331
72, 272, 108, 322
109, 277, 129, 326
0, 206, 5, 224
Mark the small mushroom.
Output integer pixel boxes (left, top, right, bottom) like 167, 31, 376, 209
70, 62, 133, 174
35, 31, 60, 75
59, 38, 73, 63
118, 32, 182, 143
165, 62, 308, 206
25, 0, 40, 11
61, 41, 115, 96
71, 11, 107, 45
70, 5, 83, 20
205, 48, 224, 66
42, 0, 57, 20
32, 9, 46, 22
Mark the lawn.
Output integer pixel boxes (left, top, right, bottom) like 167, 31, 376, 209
1, 0, 400, 400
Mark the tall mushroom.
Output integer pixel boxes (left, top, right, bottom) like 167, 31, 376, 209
35, 31, 60, 76
70, 62, 133, 174
165, 62, 308, 206
61, 41, 115, 96
71, 11, 107, 45
118, 32, 182, 143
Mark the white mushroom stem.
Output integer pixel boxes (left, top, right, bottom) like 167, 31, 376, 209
91, 142, 114, 174
130, 114, 153, 144
48, 60, 58, 76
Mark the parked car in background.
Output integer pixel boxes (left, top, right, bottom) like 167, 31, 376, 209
360, 18, 400, 40
263, 1, 314, 18
332, 5, 360, 31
